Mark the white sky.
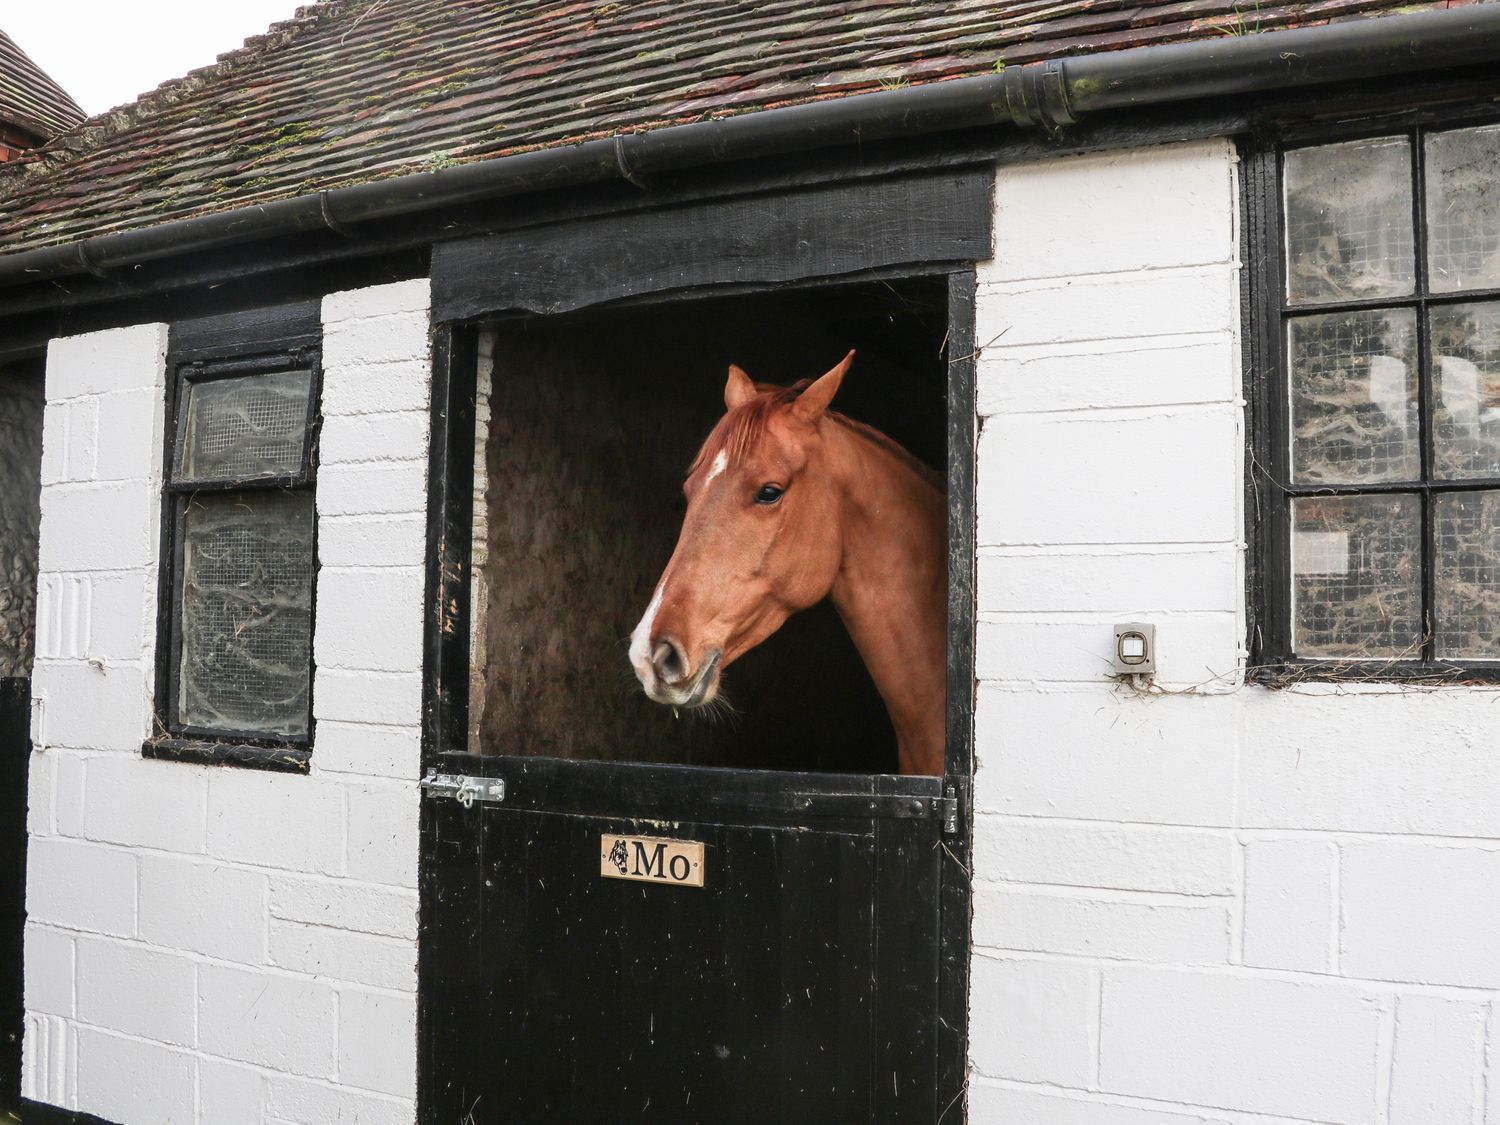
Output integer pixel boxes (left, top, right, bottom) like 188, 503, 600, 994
5, 1, 305, 117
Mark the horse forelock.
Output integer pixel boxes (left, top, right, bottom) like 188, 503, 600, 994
687, 379, 940, 489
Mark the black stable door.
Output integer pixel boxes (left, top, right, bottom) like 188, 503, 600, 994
419, 756, 948, 1124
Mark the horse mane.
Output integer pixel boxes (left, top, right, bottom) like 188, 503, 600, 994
688, 379, 943, 489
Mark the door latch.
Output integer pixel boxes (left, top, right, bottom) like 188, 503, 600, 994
420, 769, 505, 809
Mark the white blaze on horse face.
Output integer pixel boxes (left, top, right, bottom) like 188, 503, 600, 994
703, 448, 728, 486
629, 582, 666, 684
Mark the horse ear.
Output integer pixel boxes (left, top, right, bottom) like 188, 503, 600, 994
724, 364, 756, 410
793, 350, 855, 423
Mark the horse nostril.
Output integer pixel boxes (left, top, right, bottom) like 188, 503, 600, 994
652, 640, 688, 683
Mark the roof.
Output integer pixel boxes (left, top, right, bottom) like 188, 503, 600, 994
0, 29, 84, 141
0, 0, 1476, 257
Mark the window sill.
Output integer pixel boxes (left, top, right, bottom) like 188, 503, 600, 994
142, 737, 310, 774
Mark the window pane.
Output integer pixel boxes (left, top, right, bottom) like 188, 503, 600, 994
1293, 495, 1422, 659
1436, 491, 1500, 659
1426, 124, 1500, 293
177, 369, 312, 481
1289, 309, 1418, 484
177, 491, 314, 736
1432, 302, 1500, 479
1284, 137, 1414, 304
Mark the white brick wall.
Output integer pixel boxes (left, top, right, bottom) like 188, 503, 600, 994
970, 139, 1500, 1124
24, 279, 431, 1124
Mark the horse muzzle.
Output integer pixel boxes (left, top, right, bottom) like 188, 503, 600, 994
638, 643, 722, 708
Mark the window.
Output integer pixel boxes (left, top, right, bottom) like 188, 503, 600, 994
147, 331, 321, 769
1253, 118, 1500, 676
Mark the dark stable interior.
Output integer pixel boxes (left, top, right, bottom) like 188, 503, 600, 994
474, 277, 949, 772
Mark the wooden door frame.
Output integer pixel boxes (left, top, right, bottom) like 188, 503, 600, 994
417, 176, 982, 1120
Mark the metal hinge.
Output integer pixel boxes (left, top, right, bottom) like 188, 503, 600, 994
420, 769, 505, 809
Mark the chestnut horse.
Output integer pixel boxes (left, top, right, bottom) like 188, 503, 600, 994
628, 351, 946, 776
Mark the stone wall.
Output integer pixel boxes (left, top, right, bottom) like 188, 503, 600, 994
0, 366, 43, 678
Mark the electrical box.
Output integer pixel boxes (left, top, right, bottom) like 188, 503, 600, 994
1113, 622, 1156, 676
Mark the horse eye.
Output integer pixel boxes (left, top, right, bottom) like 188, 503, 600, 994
755, 484, 784, 505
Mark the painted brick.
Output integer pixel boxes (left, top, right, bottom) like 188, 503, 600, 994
56, 397, 98, 481
28, 750, 56, 835
22, 1011, 72, 1106
318, 461, 427, 517
973, 887, 1231, 964
322, 278, 431, 323
75, 1028, 194, 1125
139, 855, 269, 964
978, 549, 1240, 616
76, 937, 196, 1046
318, 410, 427, 465
81, 754, 208, 853
968, 955, 1093, 1085
268, 1075, 412, 1125
318, 360, 431, 416
1388, 993, 1485, 1124
92, 387, 163, 482
976, 336, 1238, 417
317, 514, 425, 569
323, 310, 430, 367
977, 265, 1238, 349
1342, 840, 1500, 987
35, 573, 90, 660
988, 140, 1237, 281
39, 403, 67, 485
977, 408, 1241, 546
53, 752, 82, 836
1240, 692, 1500, 836
973, 818, 1235, 895
271, 874, 418, 940
973, 687, 1237, 826
27, 838, 136, 936
1100, 968, 1385, 1122
313, 669, 422, 728
968, 1083, 1235, 1125
1241, 838, 1335, 973
339, 989, 417, 1097
310, 721, 421, 781
976, 614, 1241, 688
347, 782, 418, 887
23, 926, 73, 1017
28, 662, 148, 752
38, 483, 156, 571
85, 571, 150, 662
206, 770, 345, 876
313, 566, 425, 673
198, 1059, 269, 1125
46, 323, 168, 401
198, 965, 338, 1078
269, 921, 416, 991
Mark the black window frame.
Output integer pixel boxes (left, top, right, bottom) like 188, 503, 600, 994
1247, 102, 1500, 684
145, 303, 323, 772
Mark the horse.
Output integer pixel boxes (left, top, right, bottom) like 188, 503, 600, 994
628, 351, 947, 776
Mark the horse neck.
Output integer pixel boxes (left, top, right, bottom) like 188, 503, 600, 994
821, 421, 948, 776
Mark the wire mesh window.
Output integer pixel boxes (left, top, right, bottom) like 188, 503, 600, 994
1261, 121, 1500, 671
164, 361, 319, 740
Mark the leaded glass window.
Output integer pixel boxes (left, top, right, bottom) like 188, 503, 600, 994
1260, 122, 1500, 671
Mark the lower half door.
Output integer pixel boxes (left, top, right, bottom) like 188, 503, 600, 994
419, 759, 944, 1125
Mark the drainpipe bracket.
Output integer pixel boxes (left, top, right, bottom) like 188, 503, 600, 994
1002, 58, 1078, 133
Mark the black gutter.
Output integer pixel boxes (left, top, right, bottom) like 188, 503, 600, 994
4, 4, 1500, 289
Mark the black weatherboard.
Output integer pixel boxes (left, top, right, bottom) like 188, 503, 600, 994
432, 170, 992, 320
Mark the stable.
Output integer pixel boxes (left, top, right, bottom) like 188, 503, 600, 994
4, 2, 1500, 1122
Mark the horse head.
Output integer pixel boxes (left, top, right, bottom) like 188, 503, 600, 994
629, 351, 856, 710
